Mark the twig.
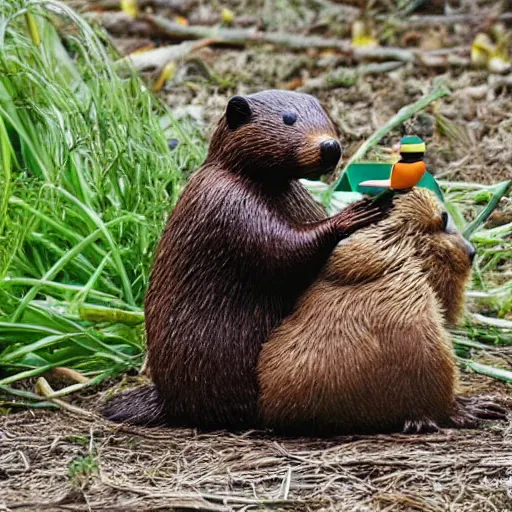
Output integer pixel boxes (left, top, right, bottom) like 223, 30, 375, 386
34, 377, 95, 418
101, 477, 325, 507
329, 81, 451, 197
378, 12, 512, 27
7, 498, 194, 511
50, 367, 90, 384
116, 38, 218, 71
85, 0, 192, 12
298, 61, 404, 93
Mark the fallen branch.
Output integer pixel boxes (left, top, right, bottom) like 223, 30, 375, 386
85, 11, 417, 63
117, 38, 217, 71
85, 11, 159, 38
299, 61, 405, 93
378, 11, 512, 27
85, 12, 478, 69
144, 14, 417, 62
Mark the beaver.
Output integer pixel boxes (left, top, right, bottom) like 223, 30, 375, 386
258, 188, 506, 435
101, 90, 390, 430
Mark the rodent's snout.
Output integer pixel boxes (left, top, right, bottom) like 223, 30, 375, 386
320, 139, 342, 168
464, 238, 476, 264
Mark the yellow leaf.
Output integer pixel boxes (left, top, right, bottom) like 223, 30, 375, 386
221, 7, 235, 25
351, 20, 377, 48
174, 16, 189, 26
120, 0, 138, 18
471, 31, 511, 73
152, 62, 176, 92
471, 33, 494, 68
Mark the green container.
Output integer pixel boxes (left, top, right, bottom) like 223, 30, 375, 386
336, 162, 444, 202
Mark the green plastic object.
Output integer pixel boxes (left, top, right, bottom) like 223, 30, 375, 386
336, 162, 444, 202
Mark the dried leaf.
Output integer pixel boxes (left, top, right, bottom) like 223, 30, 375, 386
119, 0, 138, 18
174, 15, 189, 26
152, 61, 176, 92
221, 7, 235, 26
351, 19, 377, 48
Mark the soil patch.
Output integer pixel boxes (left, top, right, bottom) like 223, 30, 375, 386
1, 373, 511, 512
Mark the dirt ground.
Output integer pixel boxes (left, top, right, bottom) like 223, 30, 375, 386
1, 373, 511, 512
2, 1, 512, 511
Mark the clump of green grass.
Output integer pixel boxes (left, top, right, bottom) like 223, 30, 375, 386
0, 0, 206, 402
68, 454, 99, 485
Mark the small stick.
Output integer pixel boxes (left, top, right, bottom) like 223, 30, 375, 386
50, 367, 90, 384
86, 0, 190, 10
298, 62, 405, 93
116, 37, 218, 71
34, 377, 95, 418
377, 12, 512, 27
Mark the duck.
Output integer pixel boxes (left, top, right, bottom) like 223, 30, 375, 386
360, 135, 426, 190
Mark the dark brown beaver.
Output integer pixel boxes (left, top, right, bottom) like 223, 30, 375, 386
101, 90, 390, 430
258, 188, 506, 435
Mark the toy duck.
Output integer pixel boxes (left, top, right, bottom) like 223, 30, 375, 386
360, 135, 427, 190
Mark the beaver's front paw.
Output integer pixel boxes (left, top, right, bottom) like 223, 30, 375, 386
456, 395, 507, 422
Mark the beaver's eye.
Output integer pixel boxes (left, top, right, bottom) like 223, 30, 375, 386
441, 211, 449, 231
283, 112, 297, 126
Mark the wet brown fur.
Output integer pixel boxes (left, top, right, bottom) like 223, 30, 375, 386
101, 90, 388, 430
258, 188, 505, 435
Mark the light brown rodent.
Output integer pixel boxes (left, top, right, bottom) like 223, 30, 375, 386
258, 188, 506, 435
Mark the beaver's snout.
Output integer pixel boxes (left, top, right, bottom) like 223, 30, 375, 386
320, 139, 342, 168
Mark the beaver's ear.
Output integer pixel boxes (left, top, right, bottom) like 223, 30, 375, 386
226, 96, 252, 130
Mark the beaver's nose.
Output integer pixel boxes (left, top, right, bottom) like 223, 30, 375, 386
464, 238, 476, 264
320, 140, 342, 167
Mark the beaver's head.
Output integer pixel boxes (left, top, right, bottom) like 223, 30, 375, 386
207, 90, 342, 180
383, 188, 475, 324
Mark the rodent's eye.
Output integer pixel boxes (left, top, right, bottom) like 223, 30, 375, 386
441, 211, 449, 231
283, 112, 297, 126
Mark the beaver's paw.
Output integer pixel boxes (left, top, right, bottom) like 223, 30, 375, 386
456, 395, 508, 423
335, 193, 393, 236
402, 418, 440, 434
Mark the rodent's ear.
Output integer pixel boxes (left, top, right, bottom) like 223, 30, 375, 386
226, 96, 252, 130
